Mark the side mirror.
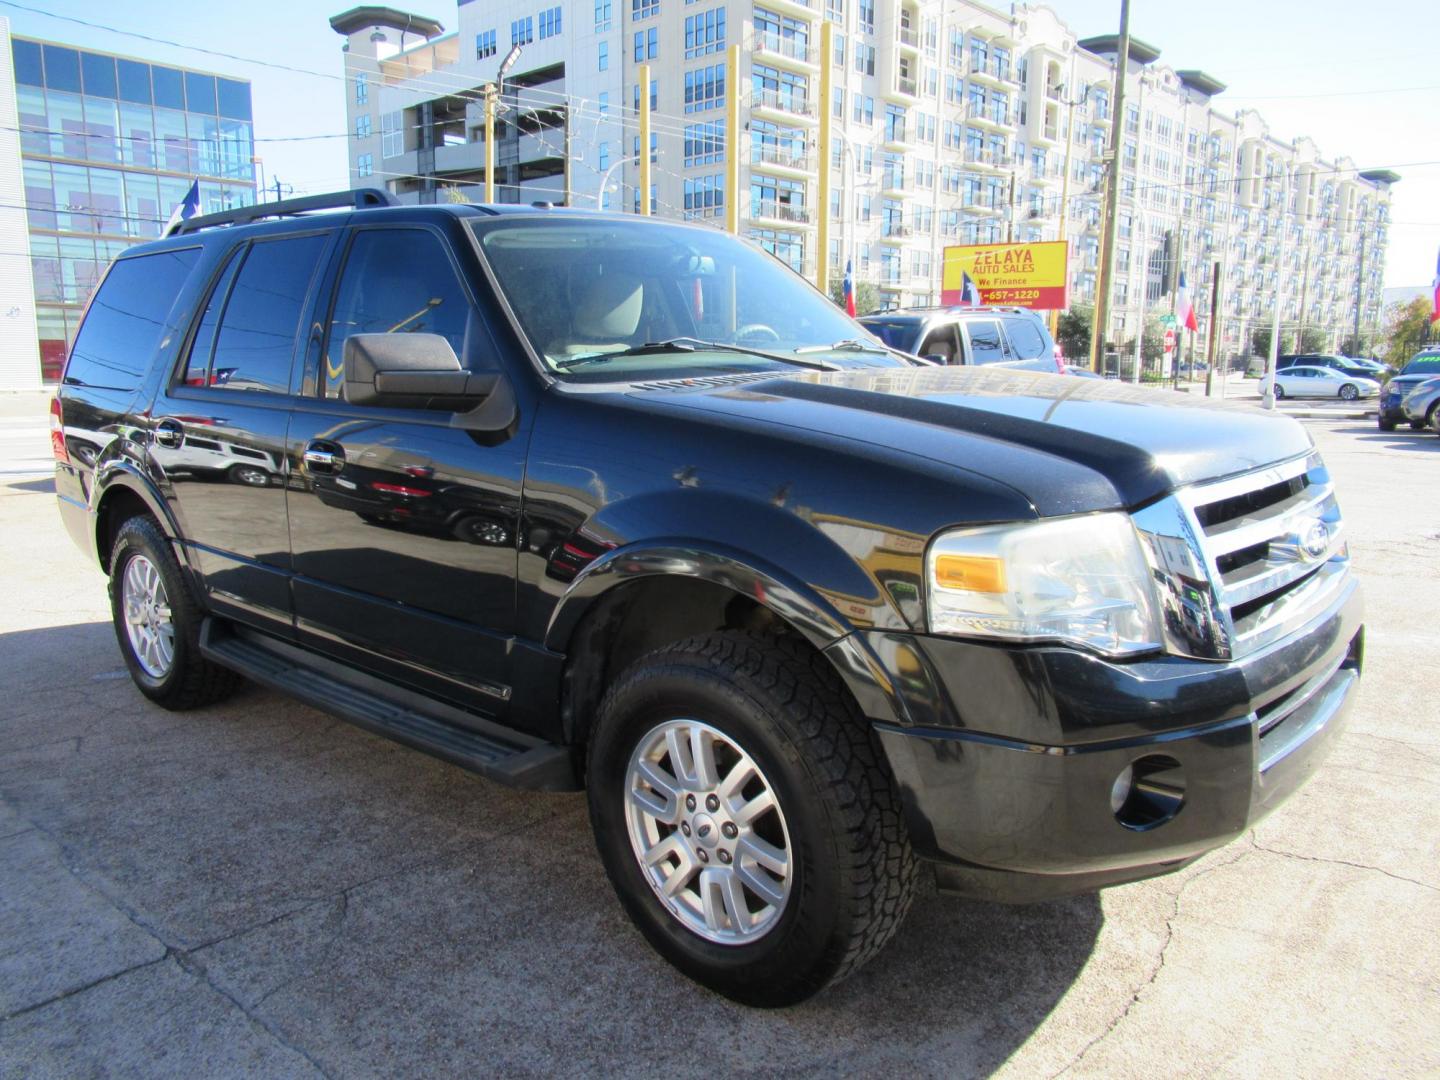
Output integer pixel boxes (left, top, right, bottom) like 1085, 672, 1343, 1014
343, 333, 496, 409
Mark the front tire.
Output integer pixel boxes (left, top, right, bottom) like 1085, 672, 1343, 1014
109, 516, 241, 710
587, 631, 915, 1007
1378, 417, 1397, 431
1273, 384, 1285, 400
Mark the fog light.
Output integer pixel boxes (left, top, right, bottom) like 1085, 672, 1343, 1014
1109, 764, 1134, 814
1111, 755, 1186, 831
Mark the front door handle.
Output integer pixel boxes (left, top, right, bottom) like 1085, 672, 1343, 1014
303, 441, 345, 474
154, 419, 184, 449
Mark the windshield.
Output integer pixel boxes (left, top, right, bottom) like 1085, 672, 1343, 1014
858, 319, 921, 352
472, 217, 899, 380
1402, 355, 1440, 376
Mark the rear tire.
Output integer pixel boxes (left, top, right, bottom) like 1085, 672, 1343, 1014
587, 630, 915, 1007
1409, 420, 1427, 431
108, 515, 242, 710
1339, 384, 1358, 401
1273, 384, 1285, 400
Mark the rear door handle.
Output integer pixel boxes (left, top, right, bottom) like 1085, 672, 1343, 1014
303, 441, 345, 474
154, 419, 184, 449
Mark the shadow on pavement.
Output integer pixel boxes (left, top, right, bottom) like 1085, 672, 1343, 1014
1327, 423, 1440, 452
0, 620, 1101, 1073
2, 476, 55, 494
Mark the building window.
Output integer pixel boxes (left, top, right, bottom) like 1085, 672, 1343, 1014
684, 7, 726, 58
632, 79, 658, 111
539, 7, 562, 39
858, 0, 874, 34
381, 111, 403, 157
355, 73, 368, 104
355, 114, 372, 138
476, 29, 497, 59
357, 153, 373, 177
599, 142, 610, 171
852, 94, 873, 125
594, 0, 612, 31
684, 119, 725, 166
633, 0, 659, 18
511, 16, 534, 45
684, 63, 726, 113
854, 42, 875, 76
598, 91, 610, 114
633, 26, 658, 60
684, 174, 724, 218
598, 41, 609, 70
826, 0, 844, 23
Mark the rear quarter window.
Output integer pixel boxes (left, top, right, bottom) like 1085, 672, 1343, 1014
1001, 316, 1047, 360
64, 248, 200, 390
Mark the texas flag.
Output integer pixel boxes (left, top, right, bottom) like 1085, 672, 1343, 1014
1176, 271, 1199, 333
164, 179, 201, 235
959, 271, 983, 307
843, 258, 856, 317
1430, 244, 1440, 324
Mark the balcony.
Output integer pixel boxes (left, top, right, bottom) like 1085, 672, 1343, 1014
968, 57, 1017, 86
881, 171, 911, 195
882, 122, 911, 149
752, 88, 817, 122
754, 31, 817, 69
963, 145, 1010, 170
880, 223, 913, 243
752, 199, 812, 225
751, 143, 814, 174
895, 25, 918, 50
883, 75, 919, 104
966, 103, 1015, 131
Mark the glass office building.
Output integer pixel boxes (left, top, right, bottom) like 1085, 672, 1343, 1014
11, 37, 256, 380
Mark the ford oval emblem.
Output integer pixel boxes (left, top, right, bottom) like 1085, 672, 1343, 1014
1300, 519, 1330, 560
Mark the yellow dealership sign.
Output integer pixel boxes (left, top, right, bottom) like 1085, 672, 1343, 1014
941, 241, 1069, 310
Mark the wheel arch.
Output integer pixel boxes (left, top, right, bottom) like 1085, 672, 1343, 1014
547, 543, 914, 753
92, 463, 181, 574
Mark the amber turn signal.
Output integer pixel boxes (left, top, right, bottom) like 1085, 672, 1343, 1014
932, 554, 1007, 593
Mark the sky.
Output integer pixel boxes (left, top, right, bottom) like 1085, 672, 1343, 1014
6, 0, 1437, 288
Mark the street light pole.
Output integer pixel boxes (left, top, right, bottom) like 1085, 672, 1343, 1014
595, 154, 640, 208
1262, 165, 1290, 410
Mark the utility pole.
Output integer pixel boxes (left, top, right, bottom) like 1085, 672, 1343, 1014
562, 106, 572, 206
1050, 84, 1088, 340
1204, 261, 1222, 397
816, 21, 835, 296
724, 44, 740, 234
1261, 166, 1290, 410
1352, 230, 1366, 352
271, 177, 293, 203
638, 62, 651, 216
484, 83, 496, 203
1089, 0, 1130, 373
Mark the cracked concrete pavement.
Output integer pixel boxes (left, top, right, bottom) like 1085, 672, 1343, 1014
1, 391, 1437, 1077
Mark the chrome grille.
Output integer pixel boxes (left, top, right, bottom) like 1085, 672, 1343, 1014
1132, 452, 1350, 661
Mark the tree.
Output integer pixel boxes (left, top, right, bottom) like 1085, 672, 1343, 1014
1055, 304, 1092, 364
1295, 327, 1326, 354
1337, 334, 1364, 357
1382, 297, 1433, 363
827, 277, 880, 317
1251, 326, 1272, 358
1141, 315, 1166, 366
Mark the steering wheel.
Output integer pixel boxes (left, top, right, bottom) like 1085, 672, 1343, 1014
735, 324, 781, 344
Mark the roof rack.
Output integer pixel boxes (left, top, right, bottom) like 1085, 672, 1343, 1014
169, 188, 400, 236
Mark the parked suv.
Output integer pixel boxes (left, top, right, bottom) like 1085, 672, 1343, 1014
857, 306, 1063, 372
54, 192, 1362, 1007
1276, 353, 1384, 381
1378, 350, 1440, 430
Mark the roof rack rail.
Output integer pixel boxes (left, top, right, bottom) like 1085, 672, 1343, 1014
169, 188, 400, 236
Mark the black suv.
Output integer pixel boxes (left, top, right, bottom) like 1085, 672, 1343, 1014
1277, 353, 1385, 382
857, 306, 1063, 372
54, 192, 1362, 1007
1378, 350, 1440, 431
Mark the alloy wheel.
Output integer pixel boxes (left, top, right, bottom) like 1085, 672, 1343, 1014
121, 554, 174, 678
623, 718, 793, 945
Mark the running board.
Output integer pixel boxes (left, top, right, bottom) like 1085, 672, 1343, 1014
199, 620, 578, 791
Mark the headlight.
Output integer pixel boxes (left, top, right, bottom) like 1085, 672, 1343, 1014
926, 512, 1162, 657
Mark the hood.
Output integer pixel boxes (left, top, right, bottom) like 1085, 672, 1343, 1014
628, 366, 1314, 514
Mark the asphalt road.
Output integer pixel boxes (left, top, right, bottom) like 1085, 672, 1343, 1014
1, 392, 1437, 1078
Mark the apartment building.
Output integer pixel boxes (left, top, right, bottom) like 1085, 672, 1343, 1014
2, 25, 257, 387
330, 1, 1394, 360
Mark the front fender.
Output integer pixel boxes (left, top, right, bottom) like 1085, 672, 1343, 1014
543, 538, 918, 729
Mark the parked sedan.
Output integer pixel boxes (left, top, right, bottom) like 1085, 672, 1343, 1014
1401, 376, 1440, 433
1270, 365, 1380, 401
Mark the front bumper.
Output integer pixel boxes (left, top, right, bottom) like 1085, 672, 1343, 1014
865, 577, 1363, 901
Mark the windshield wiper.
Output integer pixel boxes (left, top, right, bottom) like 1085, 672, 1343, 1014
794, 339, 890, 356
555, 337, 839, 372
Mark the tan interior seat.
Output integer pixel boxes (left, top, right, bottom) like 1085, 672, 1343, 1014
550, 273, 645, 358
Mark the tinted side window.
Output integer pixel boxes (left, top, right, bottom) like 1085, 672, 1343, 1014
1002, 317, 1046, 360
966, 320, 1007, 365
209, 235, 327, 394
324, 228, 479, 399
65, 248, 200, 390
918, 325, 958, 363
180, 247, 243, 386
